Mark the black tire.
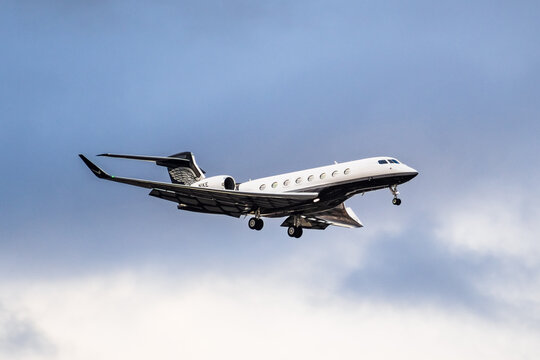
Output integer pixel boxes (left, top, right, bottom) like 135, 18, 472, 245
255, 218, 264, 231
392, 198, 401, 206
288, 226, 296, 237
294, 227, 303, 238
396, 198, 402, 206
248, 217, 258, 229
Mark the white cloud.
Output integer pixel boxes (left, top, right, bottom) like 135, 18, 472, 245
434, 187, 539, 262
432, 186, 540, 326
0, 304, 54, 359
1, 270, 539, 360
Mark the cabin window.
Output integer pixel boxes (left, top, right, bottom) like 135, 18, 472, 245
259, 184, 266, 190
271, 182, 278, 188
283, 179, 290, 186
295, 177, 302, 184
378, 160, 388, 164
332, 170, 338, 177
344, 168, 351, 175
320, 173, 326, 179
308, 175, 314, 182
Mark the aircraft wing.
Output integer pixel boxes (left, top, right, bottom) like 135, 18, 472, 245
79, 154, 318, 217
280, 203, 363, 229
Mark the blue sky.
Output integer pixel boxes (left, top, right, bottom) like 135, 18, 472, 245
1, 1, 539, 359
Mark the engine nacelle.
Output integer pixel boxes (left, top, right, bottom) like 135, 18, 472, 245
191, 175, 236, 190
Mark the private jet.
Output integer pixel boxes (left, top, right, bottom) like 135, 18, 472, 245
79, 152, 418, 237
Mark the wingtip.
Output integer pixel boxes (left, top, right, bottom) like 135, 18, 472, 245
79, 154, 111, 179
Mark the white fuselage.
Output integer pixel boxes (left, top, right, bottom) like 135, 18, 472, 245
238, 156, 418, 194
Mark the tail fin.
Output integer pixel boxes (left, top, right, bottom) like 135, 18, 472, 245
164, 152, 205, 185
98, 151, 205, 185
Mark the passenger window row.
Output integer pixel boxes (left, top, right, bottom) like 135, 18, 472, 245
259, 168, 351, 190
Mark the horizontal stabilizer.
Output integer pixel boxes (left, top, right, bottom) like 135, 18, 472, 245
98, 152, 205, 184
98, 153, 190, 167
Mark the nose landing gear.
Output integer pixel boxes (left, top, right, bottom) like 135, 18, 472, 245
390, 185, 402, 206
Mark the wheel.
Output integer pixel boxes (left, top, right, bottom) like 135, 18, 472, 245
392, 198, 401, 206
255, 218, 264, 231
287, 226, 302, 238
248, 217, 258, 229
287, 226, 297, 237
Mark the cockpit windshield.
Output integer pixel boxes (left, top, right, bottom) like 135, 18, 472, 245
378, 159, 400, 164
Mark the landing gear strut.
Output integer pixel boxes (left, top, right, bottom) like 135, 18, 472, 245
287, 226, 303, 238
390, 185, 402, 206
248, 217, 264, 231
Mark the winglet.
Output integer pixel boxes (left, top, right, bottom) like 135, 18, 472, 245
79, 154, 112, 179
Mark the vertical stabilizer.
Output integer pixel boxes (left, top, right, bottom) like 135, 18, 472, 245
164, 152, 205, 185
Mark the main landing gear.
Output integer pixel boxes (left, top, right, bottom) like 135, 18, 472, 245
286, 215, 303, 238
390, 185, 402, 206
287, 226, 303, 238
248, 217, 264, 231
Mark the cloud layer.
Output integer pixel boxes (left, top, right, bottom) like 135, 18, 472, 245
2, 266, 539, 360
2, 188, 540, 359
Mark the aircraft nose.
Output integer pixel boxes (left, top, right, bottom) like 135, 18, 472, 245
403, 164, 418, 177
409, 167, 419, 177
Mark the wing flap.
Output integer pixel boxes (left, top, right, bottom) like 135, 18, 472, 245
281, 203, 363, 229
312, 204, 363, 228
280, 216, 331, 230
